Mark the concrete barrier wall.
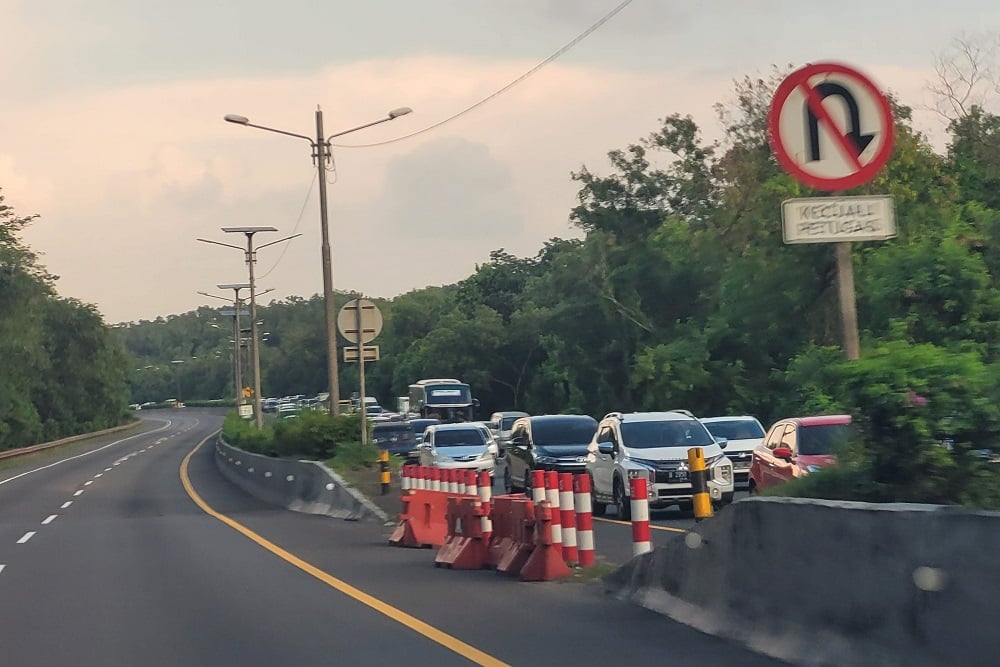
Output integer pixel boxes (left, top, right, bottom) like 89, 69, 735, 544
214, 436, 388, 524
605, 496, 1000, 667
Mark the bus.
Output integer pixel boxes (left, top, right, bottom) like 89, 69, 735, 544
408, 379, 479, 422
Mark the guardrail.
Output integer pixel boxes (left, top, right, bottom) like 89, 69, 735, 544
605, 496, 1000, 667
214, 436, 388, 523
0, 420, 142, 462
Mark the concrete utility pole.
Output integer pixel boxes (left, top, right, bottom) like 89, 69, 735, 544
224, 105, 412, 414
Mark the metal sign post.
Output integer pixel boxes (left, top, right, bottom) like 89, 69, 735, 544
337, 297, 384, 446
768, 61, 895, 360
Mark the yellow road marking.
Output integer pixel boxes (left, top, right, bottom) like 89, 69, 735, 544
593, 516, 688, 533
180, 433, 509, 667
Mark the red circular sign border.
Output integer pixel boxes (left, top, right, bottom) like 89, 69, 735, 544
768, 61, 894, 191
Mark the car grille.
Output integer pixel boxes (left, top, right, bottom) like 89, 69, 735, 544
725, 451, 754, 470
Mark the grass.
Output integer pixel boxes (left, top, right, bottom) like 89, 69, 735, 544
560, 561, 618, 585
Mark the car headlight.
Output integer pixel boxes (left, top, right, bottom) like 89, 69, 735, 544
479, 450, 493, 461
626, 468, 654, 482
536, 456, 558, 465
806, 464, 823, 473
715, 465, 732, 483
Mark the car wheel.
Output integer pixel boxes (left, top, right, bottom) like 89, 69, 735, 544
614, 477, 631, 521
503, 467, 513, 495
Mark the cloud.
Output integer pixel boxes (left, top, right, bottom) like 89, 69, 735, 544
378, 137, 519, 240
5, 49, 943, 323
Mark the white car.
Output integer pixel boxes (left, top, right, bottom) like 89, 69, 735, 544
417, 423, 497, 477
700, 415, 766, 489
586, 411, 734, 518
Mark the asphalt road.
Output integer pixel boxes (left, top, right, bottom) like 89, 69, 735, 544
0, 411, 782, 666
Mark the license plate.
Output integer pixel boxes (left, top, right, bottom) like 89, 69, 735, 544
666, 471, 688, 483
733, 461, 751, 470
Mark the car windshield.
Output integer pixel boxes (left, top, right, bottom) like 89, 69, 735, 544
620, 419, 715, 448
703, 419, 765, 441
532, 419, 598, 446
434, 429, 485, 447
500, 416, 520, 431
372, 425, 412, 443
799, 423, 851, 455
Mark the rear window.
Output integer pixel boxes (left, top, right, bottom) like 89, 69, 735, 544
434, 429, 486, 447
799, 423, 851, 455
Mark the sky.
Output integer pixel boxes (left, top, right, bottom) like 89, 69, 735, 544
4, 0, 1000, 324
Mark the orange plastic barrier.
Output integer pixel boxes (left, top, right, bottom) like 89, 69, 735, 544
435, 496, 490, 569
389, 488, 450, 548
519, 500, 573, 582
495, 497, 537, 576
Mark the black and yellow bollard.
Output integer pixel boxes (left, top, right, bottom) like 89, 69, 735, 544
379, 448, 391, 496
687, 447, 713, 521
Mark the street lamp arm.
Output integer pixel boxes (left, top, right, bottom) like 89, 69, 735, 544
197, 291, 232, 303
326, 116, 396, 141
197, 238, 244, 252
256, 233, 303, 251
225, 115, 314, 143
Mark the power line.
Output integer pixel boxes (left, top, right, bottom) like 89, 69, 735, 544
258, 170, 317, 280
332, 0, 635, 149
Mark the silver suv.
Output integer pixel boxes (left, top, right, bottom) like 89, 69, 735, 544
585, 411, 734, 518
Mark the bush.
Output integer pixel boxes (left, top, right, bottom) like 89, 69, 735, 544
775, 340, 1000, 508
221, 410, 365, 460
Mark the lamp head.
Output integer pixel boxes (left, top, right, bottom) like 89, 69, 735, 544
224, 114, 250, 125
388, 107, 413, 119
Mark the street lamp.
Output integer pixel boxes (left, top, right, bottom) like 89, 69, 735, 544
198, 229, 299, 428
224, 105, 412, 415
170, 360, 184, 406
199, 285, 251, 412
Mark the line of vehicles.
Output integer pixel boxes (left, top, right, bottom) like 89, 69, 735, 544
372, 377, 854, 517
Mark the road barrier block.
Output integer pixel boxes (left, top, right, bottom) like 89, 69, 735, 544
520, 500, 573, 582
389, 488, 450, 548
435, 497, 489, 569
495, 497, 537, 576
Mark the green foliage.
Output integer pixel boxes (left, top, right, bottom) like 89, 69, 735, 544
222, 411, 364, 460
776, 340, 1000, 507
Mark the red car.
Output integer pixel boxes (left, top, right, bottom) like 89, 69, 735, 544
749, 415, 852, 493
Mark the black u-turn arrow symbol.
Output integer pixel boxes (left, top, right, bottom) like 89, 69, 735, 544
806, 82, 875, 161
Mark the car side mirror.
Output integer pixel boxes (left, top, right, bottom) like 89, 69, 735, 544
597, 442, 614, 455
417, 443, 432, 451
714, 436, 728, 449
773, 446, 793, 461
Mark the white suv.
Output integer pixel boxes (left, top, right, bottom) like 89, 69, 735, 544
586, 411, 734, 518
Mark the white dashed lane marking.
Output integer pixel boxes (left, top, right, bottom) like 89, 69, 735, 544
84, 481, 93, 486
42, 515, 57, 525
94, 473, 103, 478
61, 501, 73, 509
104, 468, 112, 472
73, 490, 83, 497
0, 564, 5, 575
17, 532, 35, 544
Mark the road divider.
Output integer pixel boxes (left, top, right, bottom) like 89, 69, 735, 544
606, 496, 1000, 666
215, 436, 386, 523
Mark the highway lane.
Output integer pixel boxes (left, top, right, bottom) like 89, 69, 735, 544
0, 413, 780, 665
184, 431, 782, 666
0, 411, 476, 666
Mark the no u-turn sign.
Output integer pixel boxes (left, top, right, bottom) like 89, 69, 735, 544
768, 62, 894, 191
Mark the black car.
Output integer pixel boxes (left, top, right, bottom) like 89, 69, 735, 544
502, 414, 598, 496
408, 418, 440, 444
372, 422, 416, 457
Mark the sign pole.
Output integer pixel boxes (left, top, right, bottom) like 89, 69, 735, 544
355, 295, 368, 445
834, 241, 861, 360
